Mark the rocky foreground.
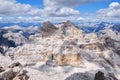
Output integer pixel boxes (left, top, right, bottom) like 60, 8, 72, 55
0, 21, 120, 80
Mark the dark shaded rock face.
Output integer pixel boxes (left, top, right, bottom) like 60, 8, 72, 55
110, 24, 120, 32
0, 48, 4, 54
15, 70, 29, 80
39, 21, 80, 37
0, 31, 16, 47
107, 73, 118, 80
0, 78, 4, 80
0, 30, 16, 55
104, 37, 120, 56
94, 71, 118, 80
65, 73, 92, 80
40, 21, 58, 37
9, 62, 22, 68
79, 42, 104, 51
94, 71, 105, 80
0, 68, 29, 80
0, 66, 5, 73
0, 69, 15, 80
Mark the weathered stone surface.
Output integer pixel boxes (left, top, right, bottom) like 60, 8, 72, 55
54, 54, 81, 66
0, 54, 12, 68
0, 68, 14, 80
65, 73, 92, 80
94, 71, 105, 80
9, 62, 22, 68
40, 21, 58, 37
0, 66, 4, 73
13, 70, 29, 80
1, 21, 120, 80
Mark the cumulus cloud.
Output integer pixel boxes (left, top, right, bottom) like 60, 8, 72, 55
97, 2, 120, 18
43, 16, 84, 22
0, 0, 103, 17
44, 0, 102, 7
42, 0, 82, 17
0, 0, 81, 17
55, 8, 80, 16
109, 2, 120, 8
42, 0, 103, 17
0, 0, 106, 22
0, 0, 43, 16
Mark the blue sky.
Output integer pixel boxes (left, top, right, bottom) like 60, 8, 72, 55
75, 1, 111, 13
0, 0, 120, 22
17, 0, 44, 8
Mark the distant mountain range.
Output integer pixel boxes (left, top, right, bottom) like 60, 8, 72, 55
0, 21, 120, 32
79, 22, 120, 33
0, 22, 41, 27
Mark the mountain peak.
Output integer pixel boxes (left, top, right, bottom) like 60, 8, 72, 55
38, 21, 84, 37
39, 21, 58, 37
63, 20, 79, 29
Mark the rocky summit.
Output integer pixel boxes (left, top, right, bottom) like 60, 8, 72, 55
0, 21, 120, 80
39, 21, 58, 37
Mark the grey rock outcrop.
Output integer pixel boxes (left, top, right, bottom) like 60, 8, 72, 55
94, 71, 105, 80
0, 68, 15, 80
40, 21, 58, 37
103, 37, 120, 55
65, 72, 92, 80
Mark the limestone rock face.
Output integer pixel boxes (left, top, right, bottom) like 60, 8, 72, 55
10, 21, 85, 66
7, 21, 119, 67
40, 21, 58, 37
94, 71, 118, 80
0, 54, 12, 68
0, 67, 29, 80
0, 68, 14, 80
3, 31, 28, 46
0, 29, 28, 55
84, 33, 99, 43
65, 72, 92, 80
97, 24, 120, 41
0, 30, 15, 55
103, 37, 120, 55
0, 66, 4, 73
60, 21, 84, 39
54, 54, 81, 66
1, 21, 120, 80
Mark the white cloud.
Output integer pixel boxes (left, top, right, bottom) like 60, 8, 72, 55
0, 0, 81, 17
77, 17, 84, 21
55, 8, 80, 16
109, 2, 120, 8
44, 0, 102, 8
42, 0, 104, 17
0, 0, 107, 22
42, 0, 81, 17
17, 16, 42, 22
97, 2, 120, 18
43, 16, 83, 22
0, 0, 42, 16
0, 17, 2, 20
